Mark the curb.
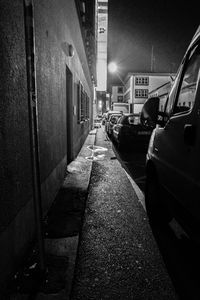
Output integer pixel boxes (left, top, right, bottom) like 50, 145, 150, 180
35, 129, 97, 299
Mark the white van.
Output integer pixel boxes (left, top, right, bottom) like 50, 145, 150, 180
140, 25, 200, 244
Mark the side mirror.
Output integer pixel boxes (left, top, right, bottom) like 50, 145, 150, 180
140, 97, 160, 128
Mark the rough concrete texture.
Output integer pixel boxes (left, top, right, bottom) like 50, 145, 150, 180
35, 130, 97, 299
8, 127, 177, 299
8, 130, 96, 299
70, 127, 177, 300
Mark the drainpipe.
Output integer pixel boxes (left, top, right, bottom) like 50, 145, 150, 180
23, 0, 45, 274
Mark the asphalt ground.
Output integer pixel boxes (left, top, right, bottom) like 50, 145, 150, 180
70, 126, 177, 300
9, 126, 177, 300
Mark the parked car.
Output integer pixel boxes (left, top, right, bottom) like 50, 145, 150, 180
104, 110, 122, 133
112, 113, 152, 151
107, 114, 122, 137
102, 113, 107, 125
93, 117, 101, 128
140, 25, 200, 244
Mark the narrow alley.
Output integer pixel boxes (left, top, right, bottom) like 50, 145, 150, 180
70, 127, 176, 299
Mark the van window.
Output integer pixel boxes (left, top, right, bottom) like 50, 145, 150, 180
165, 74, 181, 115
173, 43, 200, 114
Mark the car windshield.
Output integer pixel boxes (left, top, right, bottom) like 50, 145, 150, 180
119, 114, 140, 125
128, 115, 140, 125
108, 114, 121, 121
110, 115, 120, 123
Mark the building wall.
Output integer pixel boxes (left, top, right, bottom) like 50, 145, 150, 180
0, 0, 95, 291
0, 1, 34, 292
96, 0, 108, 91
149, 80, 174, 111
111, 86, 124, 103
124, 73, 174, 114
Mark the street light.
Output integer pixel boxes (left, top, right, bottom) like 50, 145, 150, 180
108, 62, 118, 73
108, 61, 125, 86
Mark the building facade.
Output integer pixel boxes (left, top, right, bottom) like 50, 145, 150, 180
123, 73, 175, 114
111, 85, 124, 103
149, 80, 175, 111
0, 0, 97, 291
95, 0, 108, 116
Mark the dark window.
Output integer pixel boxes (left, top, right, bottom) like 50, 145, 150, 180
117, 96, 123, 102
118, 87, 123, 93
77, 81, 81, 123
135, 77, 149, 85
77, 81, 90, 122
86, 94, 89, 118
174, 43, 200, 114
80, 84, 85, 121
135, 89, 148, 98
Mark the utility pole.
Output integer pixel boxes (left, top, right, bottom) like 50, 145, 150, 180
151, 45, 155, 72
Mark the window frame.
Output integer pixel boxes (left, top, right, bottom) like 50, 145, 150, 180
171, 42, 200, 117
117, 86, 123, 93
135, 77, 149, 86
135, 89, 148, 98
77, 81, 81, 123
77, 81, 90, 123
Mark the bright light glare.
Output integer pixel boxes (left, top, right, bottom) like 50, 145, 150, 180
108, 62, 117, 73
97, 60, 107, 91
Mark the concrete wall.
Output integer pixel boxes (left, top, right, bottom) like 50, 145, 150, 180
0, 0, 34, 292
0, 0, 94, 292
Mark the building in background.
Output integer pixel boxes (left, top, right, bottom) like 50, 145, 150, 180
0, 0, 97, 292
149, 80, 175, 111
123, 72, 175, 114
95, 0, 108, 116
111, 85, 124, 103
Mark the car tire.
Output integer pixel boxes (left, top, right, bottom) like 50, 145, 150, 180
145, 166, 172, 226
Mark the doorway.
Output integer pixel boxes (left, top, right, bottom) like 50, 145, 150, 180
66, 65, 73, 164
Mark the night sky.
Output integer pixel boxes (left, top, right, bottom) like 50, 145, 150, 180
107, 0, 199, 88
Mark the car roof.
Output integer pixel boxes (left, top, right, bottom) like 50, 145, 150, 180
108, 113, 122, 119
107, 110, 121, 114
178, 25, 200, 73
110, 113, 122, 116
189, 25, 200, 47
109, 114, 121, 118
122, 113, 139, 117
